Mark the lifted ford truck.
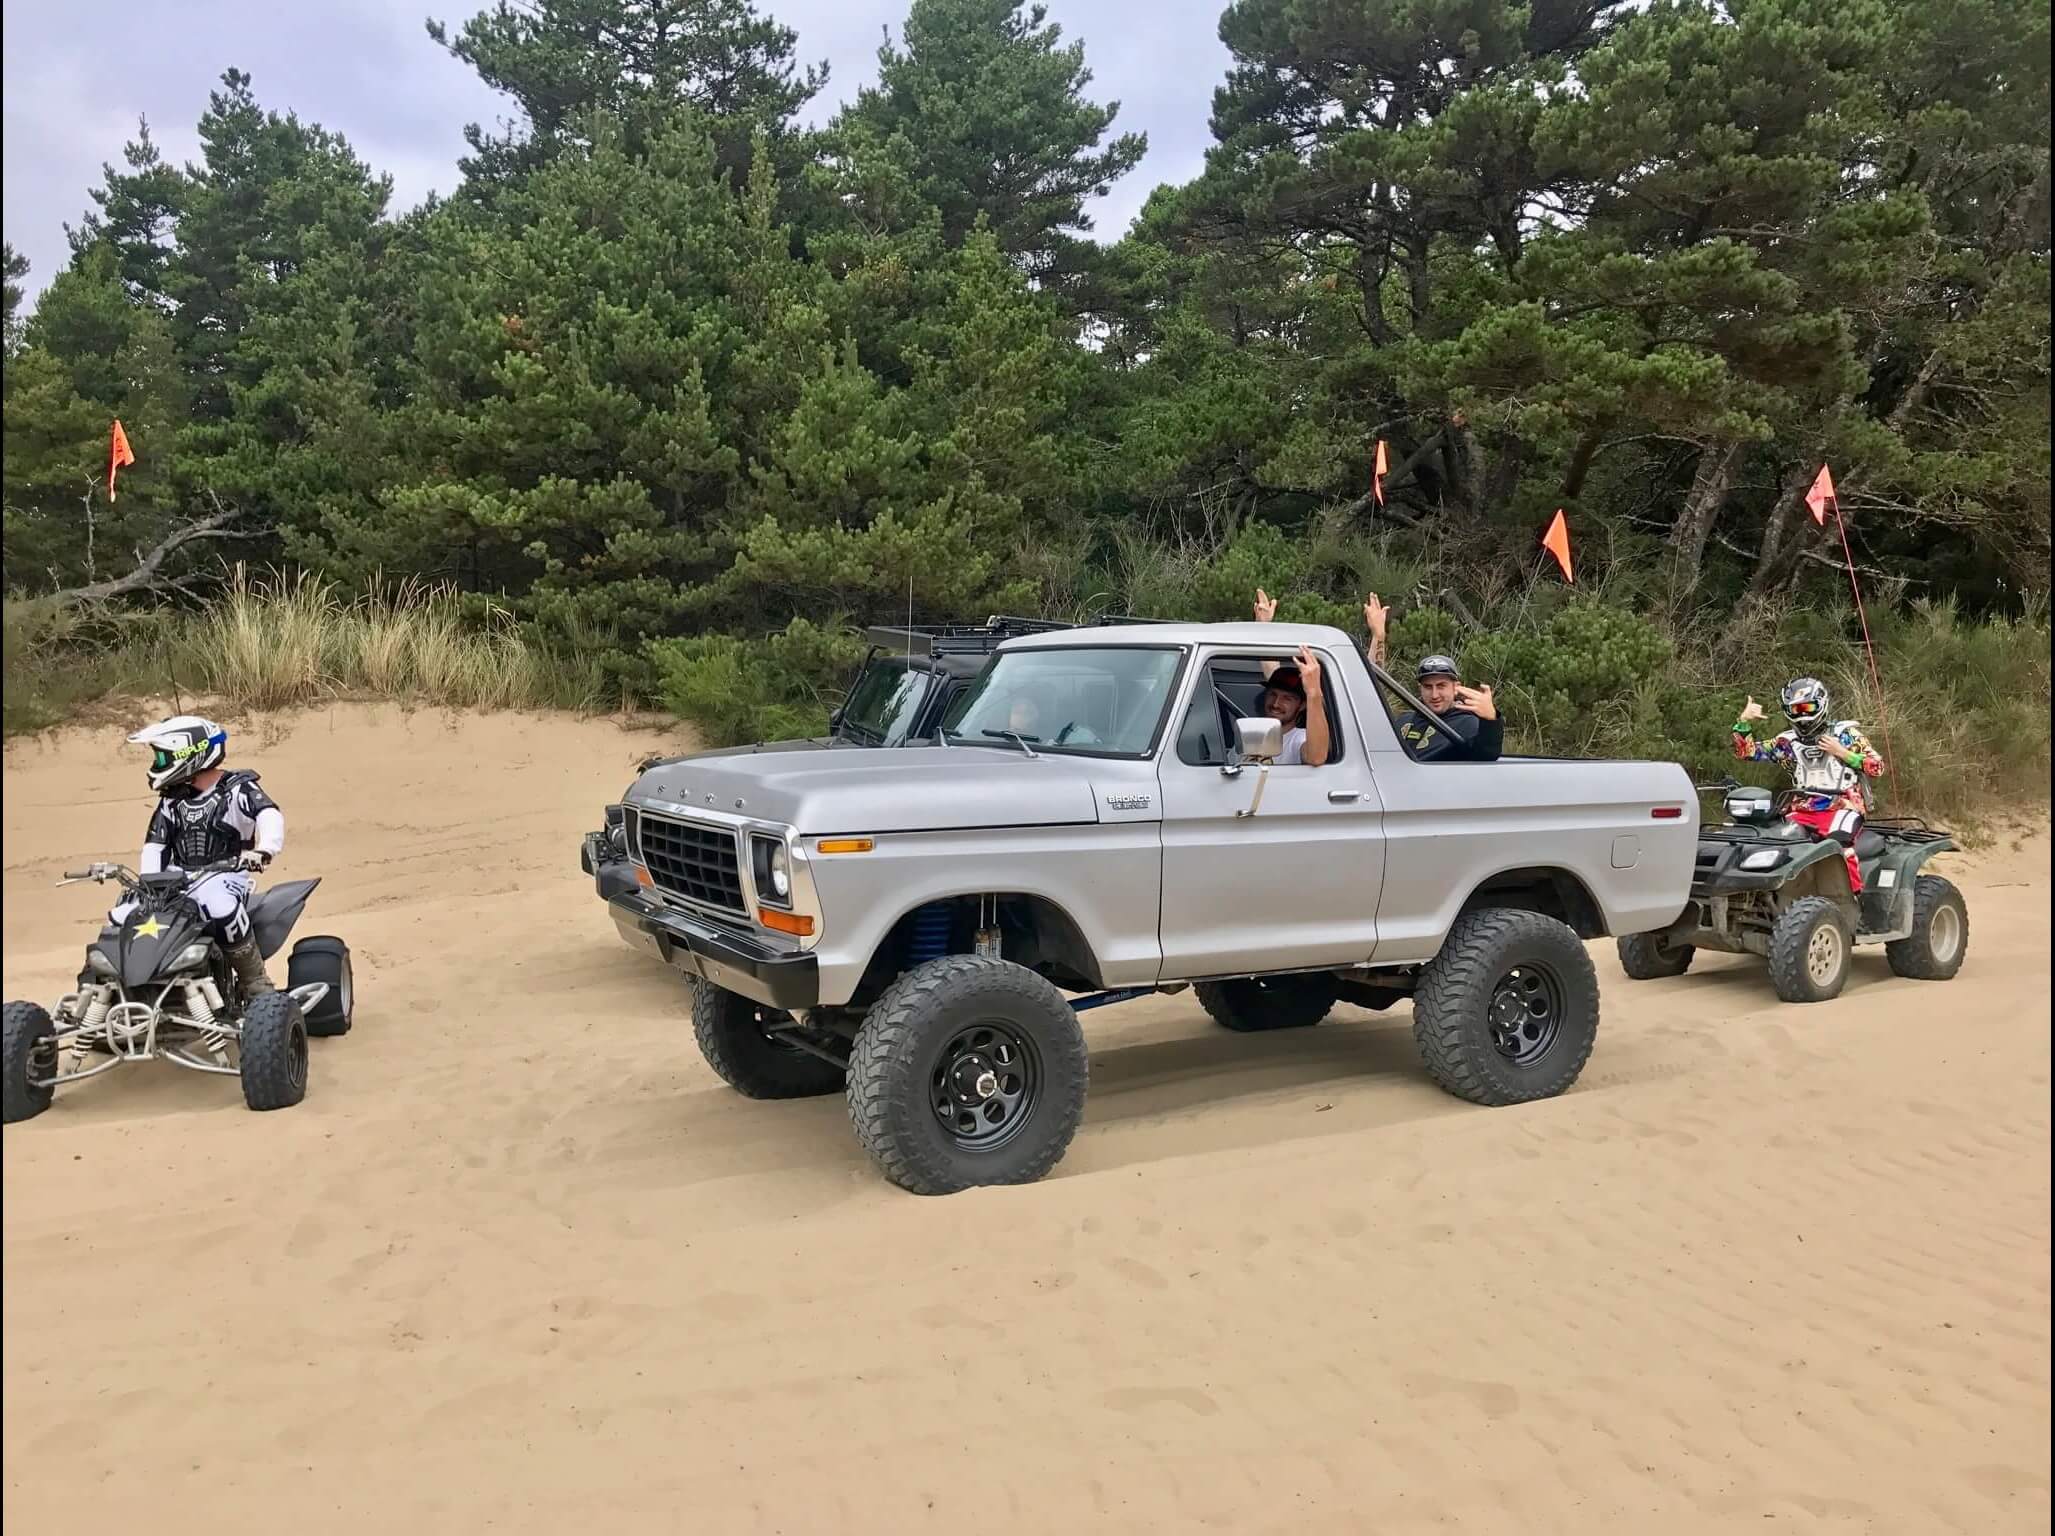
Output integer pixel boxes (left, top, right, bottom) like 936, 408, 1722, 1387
604, 622, 1700, 1194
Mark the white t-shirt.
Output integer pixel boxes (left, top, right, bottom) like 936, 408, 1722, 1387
1277, 726, 1307, 765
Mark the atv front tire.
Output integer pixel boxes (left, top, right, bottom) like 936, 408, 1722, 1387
239, 992, 309, 1111
1616, 932, 1695, 980
1194, 973, 1337, 1031
692, 982, 845, 1099
3, 1001, 57, 1124
1767, 896, 1852, 1004
1885, 875, 1969, 981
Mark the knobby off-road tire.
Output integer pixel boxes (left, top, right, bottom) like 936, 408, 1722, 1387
1615, 932, 1695, 980
1194, 973, 1338, 1032
847, 955, 1088, 1196
691, 981, 846, 1099
239, 992, 309, 1111
1885, 875, 1969, 981
1767, 896, 1852, 1004
3, 1001, 58, 1124
1411, 909, 1600, 1107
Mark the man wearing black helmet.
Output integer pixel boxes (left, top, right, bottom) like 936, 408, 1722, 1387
1363, 593, 1502, 762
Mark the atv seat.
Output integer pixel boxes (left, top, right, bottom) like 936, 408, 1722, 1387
1853, 828, 1887, 861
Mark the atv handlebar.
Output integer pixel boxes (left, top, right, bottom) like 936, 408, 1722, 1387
57, 857, 246, 890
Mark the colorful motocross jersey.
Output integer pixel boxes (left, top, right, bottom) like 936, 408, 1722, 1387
1732, 719, 1884, 812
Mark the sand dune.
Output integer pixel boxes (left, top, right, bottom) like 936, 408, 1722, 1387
4, 703, 2048, 1533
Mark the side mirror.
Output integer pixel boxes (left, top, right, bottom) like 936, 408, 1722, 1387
1233, 716, 1283, 765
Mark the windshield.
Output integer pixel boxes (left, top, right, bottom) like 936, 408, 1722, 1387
940, 647, 1184, 757
838, 656, 933, 744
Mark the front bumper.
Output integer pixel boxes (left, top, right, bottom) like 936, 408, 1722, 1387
607, 889, 819, 1012
580, 829, 641, 902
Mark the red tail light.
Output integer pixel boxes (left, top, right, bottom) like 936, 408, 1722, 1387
1651, 806, 1684, 819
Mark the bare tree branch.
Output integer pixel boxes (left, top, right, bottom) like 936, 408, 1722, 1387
45, 492, 260, 607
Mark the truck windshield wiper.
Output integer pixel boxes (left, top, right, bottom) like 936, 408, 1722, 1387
980, 730, 1042, 758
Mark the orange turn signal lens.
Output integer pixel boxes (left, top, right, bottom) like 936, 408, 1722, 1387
816, 838, 874, 854
759, 908, 815, 936
634, 863, 654, 887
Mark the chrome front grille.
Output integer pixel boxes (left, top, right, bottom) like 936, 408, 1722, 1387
634, 811, 746, 914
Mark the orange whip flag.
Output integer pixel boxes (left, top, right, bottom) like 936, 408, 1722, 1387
108, 420, 136, 501
1372, 439, 1388, 506
1805, 463, 1837, 525
1541, 509, 1573, 583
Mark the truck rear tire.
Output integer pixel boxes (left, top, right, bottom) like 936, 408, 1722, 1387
847, 955, 1088, 1196
3, 1001, 57, 1124
691, 982, 846, 1099
1767, 896, 1852, 1003
1616, 932, 1694, 980
1411, 909, 1599, 1107
1194, 974, 1336, 1032
1885, 875, 1968, 981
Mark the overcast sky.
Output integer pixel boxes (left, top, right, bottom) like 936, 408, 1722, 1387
2, 0, 1230, 303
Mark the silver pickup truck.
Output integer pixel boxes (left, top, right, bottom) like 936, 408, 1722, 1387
605, 622, 1699, 1194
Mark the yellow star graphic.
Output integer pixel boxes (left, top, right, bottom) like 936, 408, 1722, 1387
134, 917, 165, 939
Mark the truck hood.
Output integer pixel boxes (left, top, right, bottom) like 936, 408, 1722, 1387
626, 745, 1103, 834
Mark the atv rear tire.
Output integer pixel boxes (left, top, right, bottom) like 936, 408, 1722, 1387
1194, 973, 1337, 1032
1411, 909, 1599, 1107
691, 982, 845, 1099
239, 992, 308, 1111
1616, 932, 1695, 980
287, 936, 354, 1037
1767, 896, 1852, 1004
1885, 875, 1969, 981
3, 1001, 57, 1124
847, 955, 1088, 1196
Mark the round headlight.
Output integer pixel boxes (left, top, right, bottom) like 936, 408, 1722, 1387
769, 844, 791, 898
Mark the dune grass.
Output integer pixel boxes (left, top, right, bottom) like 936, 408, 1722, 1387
4, 566, 605, 734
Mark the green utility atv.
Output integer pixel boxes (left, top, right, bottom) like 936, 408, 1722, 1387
1616, 780, 1968, 1004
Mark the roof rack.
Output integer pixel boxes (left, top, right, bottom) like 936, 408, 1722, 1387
862, 615, 1078, 658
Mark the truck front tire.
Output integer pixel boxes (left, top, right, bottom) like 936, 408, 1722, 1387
692, 982, 847, 1099
1195, 974, 1337, 1032
847, 956, 1088, 1196
1411, 909, 1599, 1107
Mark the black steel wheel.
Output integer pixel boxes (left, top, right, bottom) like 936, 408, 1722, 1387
848, 955, 1088, 1195
1412, 908, 1600, 1106
1487, 962, 1564, 1066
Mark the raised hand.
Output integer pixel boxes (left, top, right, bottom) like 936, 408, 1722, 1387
1253, 587, 1278, 623
1295, 644, 1323, 694
1452, 683, 1495, 721
1740, 696, 1765, 722
1363, 591, 1388, 636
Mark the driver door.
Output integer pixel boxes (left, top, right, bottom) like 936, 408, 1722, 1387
1154, 650, 1386, 978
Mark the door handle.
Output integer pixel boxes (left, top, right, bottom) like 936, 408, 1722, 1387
1327, 789, 1362, 803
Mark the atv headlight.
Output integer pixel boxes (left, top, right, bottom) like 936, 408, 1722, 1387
751, 834, 792, 906
172, 941, 213, 969
1741, 848, 1786, 871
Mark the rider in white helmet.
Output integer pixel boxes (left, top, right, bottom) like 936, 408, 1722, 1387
1733, 677, 1885, 893
114, 716, 287, 995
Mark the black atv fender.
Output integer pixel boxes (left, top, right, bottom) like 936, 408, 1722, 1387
250, 878, 321, 961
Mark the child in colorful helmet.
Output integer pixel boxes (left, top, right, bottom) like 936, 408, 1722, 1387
1732, 677, 1885, 893
114, 716, 287, 995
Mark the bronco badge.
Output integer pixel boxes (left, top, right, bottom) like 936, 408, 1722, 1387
1105, 793, 1151, 811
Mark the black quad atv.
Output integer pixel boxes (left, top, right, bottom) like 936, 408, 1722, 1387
1615, 779, 1968, 1004
2, 860, 355, 1123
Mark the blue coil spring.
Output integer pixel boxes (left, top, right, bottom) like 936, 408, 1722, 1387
908, 903, 953, 965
